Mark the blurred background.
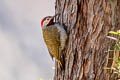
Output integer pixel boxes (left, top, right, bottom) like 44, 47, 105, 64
0, 0, 55, 80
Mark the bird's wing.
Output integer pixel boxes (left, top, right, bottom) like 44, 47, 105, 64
42, 26, 60, 60
47, 50, 54, 60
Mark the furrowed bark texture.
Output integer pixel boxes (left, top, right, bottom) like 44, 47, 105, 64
54, 0, 120, 80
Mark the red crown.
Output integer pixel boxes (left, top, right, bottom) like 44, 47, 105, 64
41, 18, 46, 27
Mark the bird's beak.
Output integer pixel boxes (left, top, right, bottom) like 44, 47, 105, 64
52, 13, 60, 19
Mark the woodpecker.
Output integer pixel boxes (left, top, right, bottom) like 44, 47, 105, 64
41, 15, 67, 67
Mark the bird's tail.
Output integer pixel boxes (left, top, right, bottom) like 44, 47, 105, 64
57, 59, 62, 67
56, 52, 65, 69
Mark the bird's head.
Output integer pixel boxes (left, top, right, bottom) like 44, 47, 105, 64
41, 13, 60, 28
41, 16, 54, 28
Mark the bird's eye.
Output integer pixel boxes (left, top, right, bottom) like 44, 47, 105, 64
47, 18, 50, 20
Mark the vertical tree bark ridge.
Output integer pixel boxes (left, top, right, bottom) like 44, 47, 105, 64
115, 0, 120, 29
54, 0, 119, 80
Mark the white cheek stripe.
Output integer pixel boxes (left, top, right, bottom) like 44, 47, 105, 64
43, 20, 50, 26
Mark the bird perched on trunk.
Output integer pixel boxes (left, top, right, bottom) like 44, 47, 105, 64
41, 14, 67, 67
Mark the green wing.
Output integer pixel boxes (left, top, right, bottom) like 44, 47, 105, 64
43, 26, 60, 60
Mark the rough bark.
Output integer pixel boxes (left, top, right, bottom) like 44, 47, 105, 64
54, 0, 120, 80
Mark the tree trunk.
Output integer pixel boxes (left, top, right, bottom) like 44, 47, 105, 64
54, 0, 120, 80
